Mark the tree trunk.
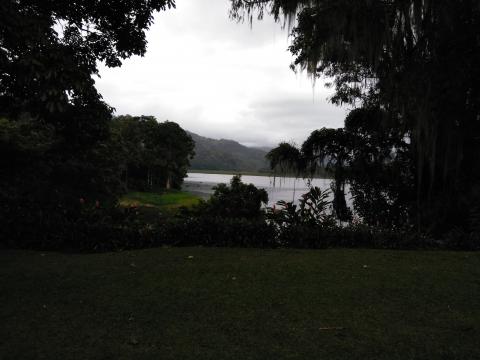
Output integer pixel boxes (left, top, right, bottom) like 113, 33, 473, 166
166, 173, 171, 190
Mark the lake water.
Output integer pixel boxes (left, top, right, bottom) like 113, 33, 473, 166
183, 172, 338, 206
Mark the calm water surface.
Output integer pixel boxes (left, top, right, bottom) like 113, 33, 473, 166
184, 172, 340, 206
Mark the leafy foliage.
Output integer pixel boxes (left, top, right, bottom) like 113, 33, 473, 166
0, 114, 194, 248
111, 115, 195, 191
267, 108, 412, 228
266, 142, 303, 176
185, 175, 269, 220
0, 1, 185, 247
0, 0, 174, 121
230, 0, 480, 234
0, 116, 124, 245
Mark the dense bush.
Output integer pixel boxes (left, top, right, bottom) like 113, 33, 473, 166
3, 207, 477, 252
198, 175, 268, 219
276, 224, 411, 249
0, 200, 148, 251
0, 114, 196, 251
266, 187, 336, 228
157, 216, 276, 248
0, 206, 275, 252
2, 174, 477, 252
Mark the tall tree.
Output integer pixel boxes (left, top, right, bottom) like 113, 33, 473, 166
0, 1, 176, 245
0, 0, 176, 193
231, 0, 480, 232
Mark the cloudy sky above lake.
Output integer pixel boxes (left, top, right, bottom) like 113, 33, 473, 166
95, 0, 347, 147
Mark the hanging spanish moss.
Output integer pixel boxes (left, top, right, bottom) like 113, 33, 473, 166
231, 0, 480, 233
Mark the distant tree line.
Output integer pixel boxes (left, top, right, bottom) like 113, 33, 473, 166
112, 115, 194, 191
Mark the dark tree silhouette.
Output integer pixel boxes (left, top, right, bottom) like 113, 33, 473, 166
232, 0, 480, 233
208, 175, 268, 219
267, 108, 413, 228
0, 0, 174, 123
112, 116, 195, 191
0, 1, 177, 246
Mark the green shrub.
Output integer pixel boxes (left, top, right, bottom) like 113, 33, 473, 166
156, 216, 276, 248
186, 175, 268, 219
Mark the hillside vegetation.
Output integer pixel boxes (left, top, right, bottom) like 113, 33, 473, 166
188, 132, 270, 172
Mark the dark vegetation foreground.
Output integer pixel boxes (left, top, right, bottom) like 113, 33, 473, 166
1, 248, 479, 360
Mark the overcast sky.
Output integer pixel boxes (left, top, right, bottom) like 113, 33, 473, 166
95, 0, 347, 147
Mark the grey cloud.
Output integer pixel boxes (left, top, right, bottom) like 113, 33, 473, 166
232, 94, 347, 146
96, 0, 347, 149
153, 0, 289, 49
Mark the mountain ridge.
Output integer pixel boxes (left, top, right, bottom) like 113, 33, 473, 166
187, 131, 271, 172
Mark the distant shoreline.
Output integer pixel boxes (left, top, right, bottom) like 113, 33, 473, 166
187, 169, 333, 179
188, 169, 273, 177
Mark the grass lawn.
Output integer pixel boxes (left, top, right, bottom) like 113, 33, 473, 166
1, 248, 479, 359
120, 191, 201, 214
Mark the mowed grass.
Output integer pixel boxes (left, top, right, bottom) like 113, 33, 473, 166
120, 191, 201, 213
1, 248, 479, 359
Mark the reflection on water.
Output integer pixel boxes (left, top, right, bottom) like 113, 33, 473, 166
184, 172, 338, 206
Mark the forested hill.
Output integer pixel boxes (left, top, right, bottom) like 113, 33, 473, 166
188, 132, 270, 172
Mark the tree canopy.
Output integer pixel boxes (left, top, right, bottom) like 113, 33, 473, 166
0, 1, 195, 246
0, 0, 174, 123
232, 0, 480, 232
112, 116, 195, 190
